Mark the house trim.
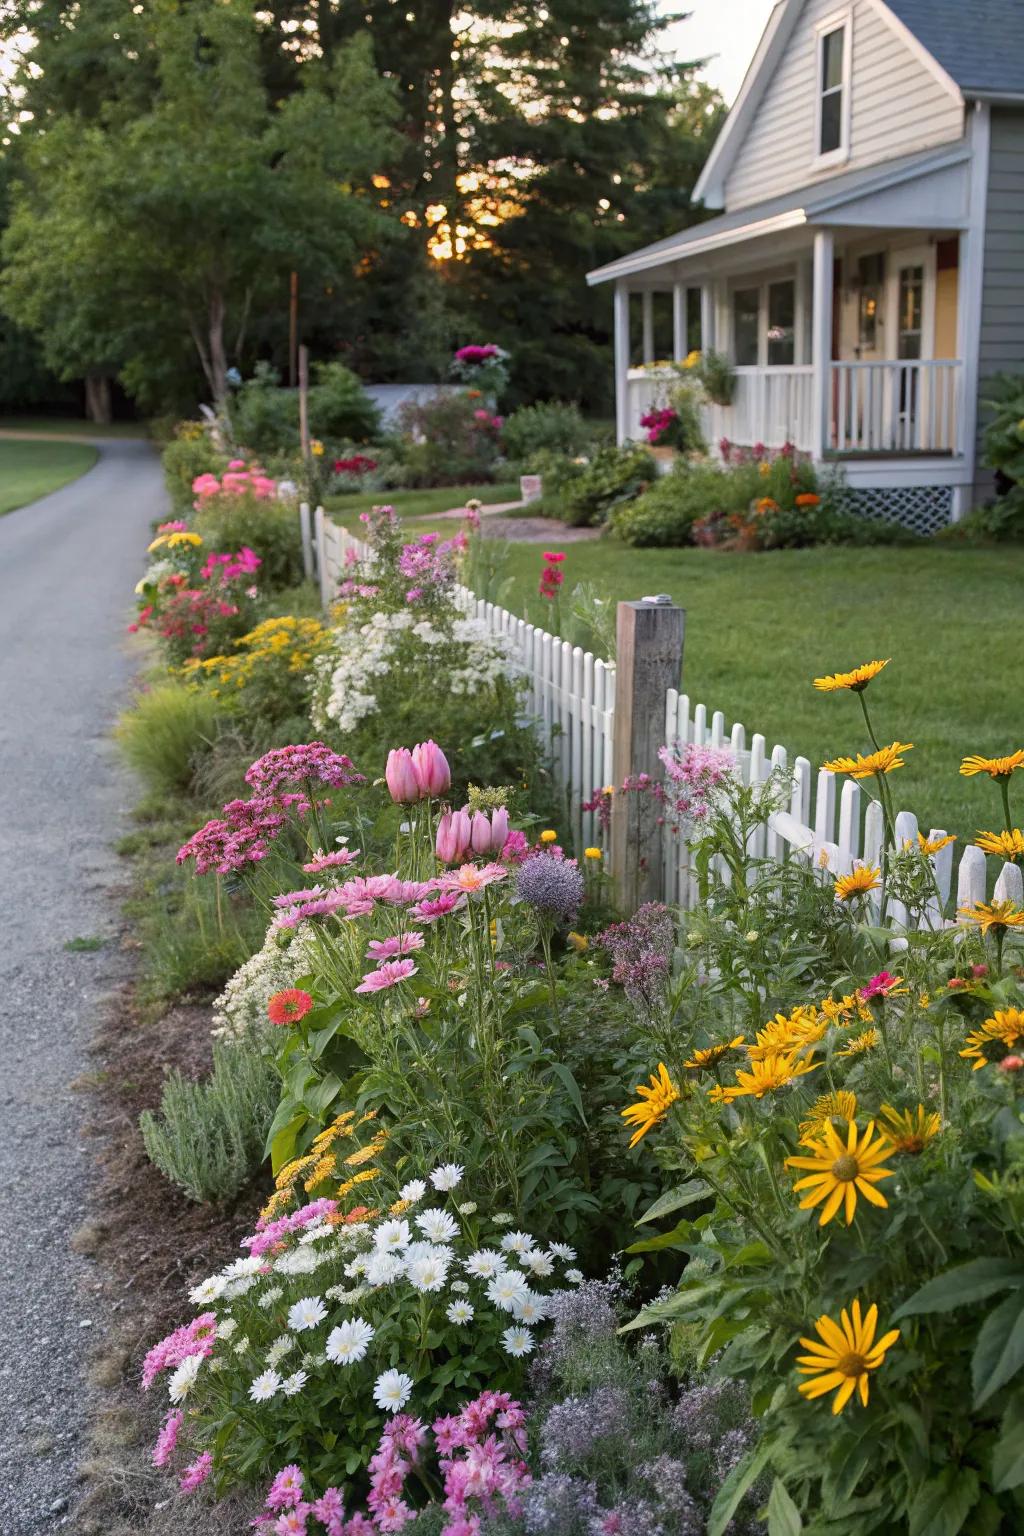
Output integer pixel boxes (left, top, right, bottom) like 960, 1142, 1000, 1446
586, 210, 808, 286
952, 100, 991, 519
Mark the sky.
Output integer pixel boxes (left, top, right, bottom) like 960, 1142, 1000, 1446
662, 0, 778, 103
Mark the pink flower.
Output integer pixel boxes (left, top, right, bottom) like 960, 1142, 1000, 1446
470, 807, 508, 857
436, 809, 472, 865
152, 1409, 183, 1468
437, 863, 507, 895
386, 748, 421, 805
412, 740, 452, 797
367, 932, 425, 962
303, 849, 359, 874
500, 829, 529, 864
355, 958, 419, 994
266, 1466, 305, 1511
409, 891, 465, 923
859, 970, 904, 1001
179, 1452, 213, 1493
228, 459, 245, 469
273, 1510, 311, 1536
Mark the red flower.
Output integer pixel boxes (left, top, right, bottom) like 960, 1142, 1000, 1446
267, 988, 314, 1026
542, 551, 566, 563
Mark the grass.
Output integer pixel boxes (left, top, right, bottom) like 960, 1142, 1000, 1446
0, 414, 150, 438
330, 497, 1024, 842
325, 481, 519, 520
0, 437, 99, 514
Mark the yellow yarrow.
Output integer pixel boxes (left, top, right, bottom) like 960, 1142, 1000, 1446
959, 901, 1024, 936
834, 865, 882, 901
584, 847, 602, 860
709, 1049, 820, 1103
878, 1102, 941, 1153
913, 832, 957, 856
960, 750, 1024, 781
684, 1036, 746, 1072
960, 1009, 1024, 1070
539, 829, 558, 843
747, 1007, 824, 1061
838, 1028, 880, 1058
798, 1091, 858, 1140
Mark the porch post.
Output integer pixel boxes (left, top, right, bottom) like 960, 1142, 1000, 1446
811, 229, 834, 459
700, 285, 715, 351
672, 282, 687, 360
614, 281, 631, 445
953, 102, 991, 520
641, 290, 654, 364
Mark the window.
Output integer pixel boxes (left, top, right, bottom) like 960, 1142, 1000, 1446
896, 264, 924, 360
733, 287, 760, 365
767, 280, 796, 365
816, 17, 850, 161
857, 253, 884, 352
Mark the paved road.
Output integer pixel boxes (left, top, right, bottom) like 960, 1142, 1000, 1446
0, 441, 163, 1532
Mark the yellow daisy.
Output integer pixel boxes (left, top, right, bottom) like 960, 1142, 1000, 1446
960, 1008, 1024, 1070
785, 1119, 895, 1226
566, 931, 589, 952
621, 1063, 680, 1148
975, 829, 1024, 861
837, 1028, 880, 1058
820, 992, 871, 1026
823, 743, 913, 779
813, 659, 890, 693
958, 901, 1024, 936
684, 1036, 746, 1071
798, 1091, 858, 1140
878, 1103, 941, 1153
960, 750, 1024, 781
712, 1049, 820, 1102
796, 1300, 900, 1414
748, 1012, 827, 1061
834, 866, 882, 902
912, 832, 957, 856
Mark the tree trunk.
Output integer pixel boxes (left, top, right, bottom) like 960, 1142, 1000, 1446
84, 375, 112, 425
208, 290, 228, 412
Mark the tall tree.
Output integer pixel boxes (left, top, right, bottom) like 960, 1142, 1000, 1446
1, 1, 400, 410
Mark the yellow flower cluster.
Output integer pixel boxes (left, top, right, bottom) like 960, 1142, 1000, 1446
259, 1109, 387, 1223
179, 615, 329, 697
148, 530, 202, 553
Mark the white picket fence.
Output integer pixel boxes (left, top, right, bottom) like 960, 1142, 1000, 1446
308, 506, 1020, 929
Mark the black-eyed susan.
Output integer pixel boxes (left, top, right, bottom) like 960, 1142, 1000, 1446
834, 865, 882, 902
786, 1119, 895, 1225
975, 829, 1024, 861
799, 1090, 858, 1140
813, 659, 890, 693
960, 750, 1024, 781
960, 1008, 1024, 1070
820, 992, 872, 1026
684, 1035, 746, 1072
878, 1103, 941, 1152
912, 832, 957, 856
748, 1009, 826, 1061
837, 1028, 880, 1058
621, 1063, 680, 1147
823, 743, 913, 779
958, 901, 1024, 936
711, 1049, 821, 1102
796, 1300, 900, 1414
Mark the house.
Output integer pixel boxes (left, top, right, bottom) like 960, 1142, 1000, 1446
586, 0, 1024, 529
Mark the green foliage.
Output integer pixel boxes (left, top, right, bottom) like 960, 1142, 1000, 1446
694, 348, 736, 407
162, 423, 229, 514
116, 683, 224, 796
230, 361, 380, 458
976, 374, 1024, 539
140, 1038, 278, 1203
396, 392, 501, 487
550, 442, 657, 527
191, 490, 306, 592
308, 361, 381, 443
501, 400, 590, 466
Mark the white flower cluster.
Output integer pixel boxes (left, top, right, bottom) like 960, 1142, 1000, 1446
212, 923, 315, 1041
312, 608, 520, 735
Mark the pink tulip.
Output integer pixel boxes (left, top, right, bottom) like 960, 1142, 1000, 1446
386, 748, 421, 804
490, 806, 509, 853
411, 740, 451, 797
470, 810, 492, 856
436, 808, 471, 864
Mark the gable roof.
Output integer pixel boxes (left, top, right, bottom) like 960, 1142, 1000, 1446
693, 0, 1023, 209
882, 0, 1024, 101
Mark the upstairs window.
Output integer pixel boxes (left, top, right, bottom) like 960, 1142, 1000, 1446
816, 15, 850, 163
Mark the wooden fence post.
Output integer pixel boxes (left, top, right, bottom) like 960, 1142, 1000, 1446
610, 595, 685, 911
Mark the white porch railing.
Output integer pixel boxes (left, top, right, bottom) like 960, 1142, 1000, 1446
705, 365, 815, 454
830, 359, 961, 454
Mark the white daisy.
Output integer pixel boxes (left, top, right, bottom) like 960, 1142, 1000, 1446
287, 1296, 328, 1333
501, 1326, 535, 1358
266, 1334, 295, 1367
513, 1291, 550, 1325
486, 1270, 530, 1313
325, 1284, 368, 1305
188, 1275, 226, 1305
167, 1352, 204, 1404
548, 1242, 576, 1261
464, 1249, 505, 1280
232, 1336, 251, 1356
216, 1317, 238, 1340
416, 1208, 459, 1244
274, 1248, 319, 1276
399, 1179, 427, 1203
222, 1276, 257, 1300
258, 1286, 284, 1309
491, 1212, 515, 1226
446, 1300, 474, 1325
223, 1255, 263, 1278
298, 1223, 333, 1246
407, 1254, 449, 1292
365, 1251, 404, 1287
282, 1370, 308, 1397
449, 1279, 470, 1294
373, 1369, 414, 1413
373, 1218, 411, 1252
499, 1230, 536, 1256
249, 1369, 282, 1402
429, 1164, 464, 1191
522, 1250, 555, 1278
343, 1256, 368, 1279
565, 1268, 584, 1284
325, 1318, 374, 1366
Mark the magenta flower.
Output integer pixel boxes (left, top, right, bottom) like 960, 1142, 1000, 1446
859, 970, 904, 1001
151, 1409, 183, 1468
470, 807, 509, 857
266, 1465, 305, 1511
409, 891, 466, 924
386, 748, 421, 804
179, 1451, 213, 1493
367, 932, 425, 962
355, 959, 419, 994
412, 740, 452, 797
302, 849, 359, 874
141, 1315, 216, 1390
437, 863, 508, 895
245, 742, 364, 796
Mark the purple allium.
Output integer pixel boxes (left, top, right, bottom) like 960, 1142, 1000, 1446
515, 851, 585, 919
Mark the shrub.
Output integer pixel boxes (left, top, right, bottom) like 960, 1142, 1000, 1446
230, 362, 380, 459
162, 423, 229, 514
396, 392, 501, 487
116, 683, 224, 795
609, 459, 718, 546
192, 492, 305, 591
554, 442, 656, 528
307, 361, 381, 444
140, 1038, 278, 1203
178, 614, 332, 730
501, 400, 589, 466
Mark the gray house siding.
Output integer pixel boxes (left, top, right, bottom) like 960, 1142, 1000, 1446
725, 0, 964, 211
974, 108, 1024, 501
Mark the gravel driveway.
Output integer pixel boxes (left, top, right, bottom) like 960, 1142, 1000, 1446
0, 440, 163, 1531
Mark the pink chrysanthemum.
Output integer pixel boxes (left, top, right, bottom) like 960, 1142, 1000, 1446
355, 959, 418, 995
367, 932, 425, 963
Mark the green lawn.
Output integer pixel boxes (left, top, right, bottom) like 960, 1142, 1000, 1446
0, 415, 149, 438
326, 482, 519, 520
331, 495, 1024, 842
0, 438, 100, 515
